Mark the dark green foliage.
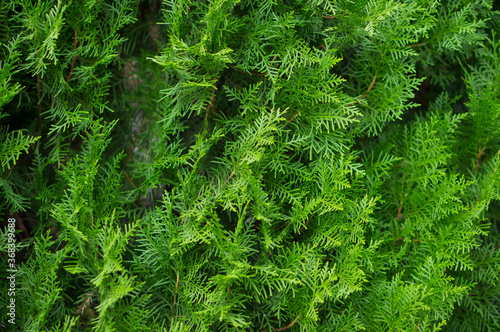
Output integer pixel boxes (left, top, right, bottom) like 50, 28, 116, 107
1, 0, 499, 331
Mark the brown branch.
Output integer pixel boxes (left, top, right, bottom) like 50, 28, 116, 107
360, 75, 377, 100
260, 315, 301, 332
8, 163, 14, 176
37, 74, 43, 132
66, 30, 78, 83
209, 86, 217, 117
397, 204, 403, 220
292, 219, 310, 239
284, 110, 301, 127
223, 169, 236, 187
345, 75, 377, 108
475, 146, 486, 172
77, 292, 94, 315
273, 223, 287, 232
172, 271, 179, 314
406, 41, 427, 48
274, 315, 300, 332
123, 170, 136, 188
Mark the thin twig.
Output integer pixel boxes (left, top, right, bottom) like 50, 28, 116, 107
8, 163, 14, 176
292, 219, 310, 239
260, 315, 301, 332
37, 74, 43, 132
397, 204, 403, 220
66, 30, 78, 83
273, 223, 287, 232
283, 110, 301, 127
77, 292, 94, 315
223, 170, 236, 187
124, 170, 136, 188
345, 75, 377, 109
406, 41, 427, 48
172, 271, 179, 314
475, 146, 486, 172
208, 86, 217, 117
274, 315, 300, 332
360, 75, 377, 100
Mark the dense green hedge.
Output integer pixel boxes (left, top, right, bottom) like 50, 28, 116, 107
1, 0, 499, 331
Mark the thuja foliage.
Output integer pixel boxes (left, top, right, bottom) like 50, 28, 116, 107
1, 0, 499, 331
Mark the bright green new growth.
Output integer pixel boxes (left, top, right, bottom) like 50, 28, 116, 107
1, 0, 499, 331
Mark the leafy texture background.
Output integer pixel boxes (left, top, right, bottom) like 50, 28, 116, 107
1, 0, 499, 331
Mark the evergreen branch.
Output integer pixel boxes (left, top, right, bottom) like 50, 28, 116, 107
283, 75, 376, 128
0, 129, 40, 170
292, 218, 310, 239
230, 64, 266, 77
